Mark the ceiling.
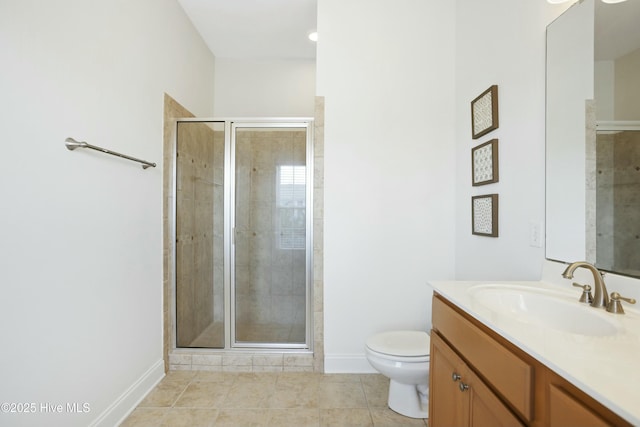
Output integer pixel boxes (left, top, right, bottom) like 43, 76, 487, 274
176, 0, 638, 62
177, 0, 318, 60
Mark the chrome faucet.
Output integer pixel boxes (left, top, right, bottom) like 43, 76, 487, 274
561, 261, 609, 309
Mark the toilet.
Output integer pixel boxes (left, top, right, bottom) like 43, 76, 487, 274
365, 330, 430, 419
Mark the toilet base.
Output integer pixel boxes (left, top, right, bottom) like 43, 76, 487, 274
388, 380, 429, 419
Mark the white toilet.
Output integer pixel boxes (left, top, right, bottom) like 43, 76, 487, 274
365, 330, 430, 419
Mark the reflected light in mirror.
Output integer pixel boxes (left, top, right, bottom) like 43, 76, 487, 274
547, 0, 627, 3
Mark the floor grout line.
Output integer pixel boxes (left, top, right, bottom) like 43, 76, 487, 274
123, 372, 429, 426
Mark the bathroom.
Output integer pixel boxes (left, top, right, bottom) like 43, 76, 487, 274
1, 0, 639, 426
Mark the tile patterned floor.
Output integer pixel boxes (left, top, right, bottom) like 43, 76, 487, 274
121, 371, 429, 427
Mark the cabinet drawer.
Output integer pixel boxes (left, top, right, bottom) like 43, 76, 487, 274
548, 384, 609, 427
432, 295, 534, 421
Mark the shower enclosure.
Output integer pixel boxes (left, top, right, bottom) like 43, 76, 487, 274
595, 124, 640, 276
174, 119, 313, 350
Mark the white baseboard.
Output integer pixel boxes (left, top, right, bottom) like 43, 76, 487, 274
324, 354, 377, 373
89, 359, 165, 427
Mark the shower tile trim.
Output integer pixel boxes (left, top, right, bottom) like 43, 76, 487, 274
168, 350, 315, 373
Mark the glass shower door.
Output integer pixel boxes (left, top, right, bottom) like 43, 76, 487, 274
175, 121, 225, 348
232, 123, 310, 347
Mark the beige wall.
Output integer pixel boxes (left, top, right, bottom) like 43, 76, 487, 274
214, 58, 316, 117
615, 47, 640, 120
317, 0, 457, 371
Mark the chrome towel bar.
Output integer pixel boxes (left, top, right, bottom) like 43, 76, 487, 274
65, 137, 156, 169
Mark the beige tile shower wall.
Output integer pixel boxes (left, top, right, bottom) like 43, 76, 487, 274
596, 132, 615, 268
163, 94, 195, 371
175, 122, 218, 346
212, 130, 225, 323
596, 130, 640, 274
586, 100, 597, 264
613, 131, 640, 273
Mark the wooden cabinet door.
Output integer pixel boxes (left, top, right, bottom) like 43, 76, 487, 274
430, 332, 524, 427
468, 369, 525, 427
548, 385, 611, 427
432, 296, 533, 421
430, 332, 469, 427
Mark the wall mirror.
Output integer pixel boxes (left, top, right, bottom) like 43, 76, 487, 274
546, 0, 640, 277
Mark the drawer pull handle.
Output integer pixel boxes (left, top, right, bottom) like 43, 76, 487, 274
459, 382, 469, 392
452, 373, 461, 382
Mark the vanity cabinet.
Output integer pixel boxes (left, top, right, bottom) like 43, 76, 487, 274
429, 294, 631, 427
431, 332, 524, 427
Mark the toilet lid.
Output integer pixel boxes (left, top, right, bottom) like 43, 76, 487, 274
366, 331, 430, 357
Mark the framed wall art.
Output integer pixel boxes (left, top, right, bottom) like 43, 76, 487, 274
472, 139, 499, 186
471, 85, 499, 139
472, 194, 498, 237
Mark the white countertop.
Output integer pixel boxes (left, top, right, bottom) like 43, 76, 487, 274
428, 280, 640, 425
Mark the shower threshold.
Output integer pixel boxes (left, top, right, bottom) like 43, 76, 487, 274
186, 322, 306, 348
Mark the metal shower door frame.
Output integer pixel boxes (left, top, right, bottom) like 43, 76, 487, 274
171, 117, 314, 352
228, 119, 314, 350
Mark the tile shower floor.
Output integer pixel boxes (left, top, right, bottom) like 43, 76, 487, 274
121, 371, 429, 427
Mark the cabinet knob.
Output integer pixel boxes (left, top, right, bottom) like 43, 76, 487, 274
452, 372, 461, 382
459, 382, 469, 392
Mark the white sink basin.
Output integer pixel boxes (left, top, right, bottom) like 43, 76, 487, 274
467, 284, 620, 336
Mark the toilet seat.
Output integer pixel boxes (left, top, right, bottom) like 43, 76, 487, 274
366, 330, 430, 358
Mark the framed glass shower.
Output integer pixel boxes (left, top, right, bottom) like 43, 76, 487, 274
173, 118, 314, 351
